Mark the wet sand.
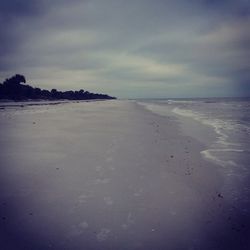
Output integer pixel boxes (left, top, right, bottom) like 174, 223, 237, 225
0, 100, 249, 249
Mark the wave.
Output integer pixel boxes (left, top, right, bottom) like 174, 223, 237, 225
139, 101, 250, 168
137, 102, 171, 117
201, 148, 247, 167
164, 100, 199, 104
172, 107, 242, 146
172, 107, 250, 167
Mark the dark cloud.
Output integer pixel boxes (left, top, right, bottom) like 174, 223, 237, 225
0, 0, 41, 18
0, 0, 45, 69
0, 0, 84, 69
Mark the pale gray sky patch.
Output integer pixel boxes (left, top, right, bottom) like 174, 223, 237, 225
0, 0, 249, 98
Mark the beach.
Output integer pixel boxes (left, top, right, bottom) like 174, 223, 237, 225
0, 100, 249, 250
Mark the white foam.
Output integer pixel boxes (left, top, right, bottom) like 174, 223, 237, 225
201, 149, 246, 167
140, 102, 248, 168
138, 102, 171, 117
165, 100, 198, 104
171, 107, 250, 167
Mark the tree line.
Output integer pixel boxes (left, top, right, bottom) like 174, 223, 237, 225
0, 74, 116, 101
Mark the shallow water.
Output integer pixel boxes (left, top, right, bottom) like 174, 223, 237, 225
139, 97, 250, 211
139, 97, 250, 169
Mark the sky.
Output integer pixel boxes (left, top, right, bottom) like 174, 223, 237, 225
0, 0, 249, 98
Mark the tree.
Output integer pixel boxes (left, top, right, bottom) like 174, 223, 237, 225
3, 74, 26, 86
51, 89, 58, 99
0, 74, 116, 100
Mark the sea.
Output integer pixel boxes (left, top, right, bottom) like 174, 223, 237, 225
139, 97, 250, 210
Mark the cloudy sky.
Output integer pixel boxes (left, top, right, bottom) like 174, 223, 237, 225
0, 0, 249, 98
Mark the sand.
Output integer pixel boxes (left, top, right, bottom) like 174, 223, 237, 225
0, 100, 249, 249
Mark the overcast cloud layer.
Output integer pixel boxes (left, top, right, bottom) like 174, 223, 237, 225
0, 0, 249, 98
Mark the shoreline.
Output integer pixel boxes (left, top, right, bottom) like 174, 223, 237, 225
0, 100, 249, 249
0, 99, 110, 109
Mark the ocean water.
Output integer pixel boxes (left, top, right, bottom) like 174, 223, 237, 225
139, 97, 250, 168
139, 98, 250, 209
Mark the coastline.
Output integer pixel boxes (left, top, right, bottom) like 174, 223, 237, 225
0, 100, 249, 249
